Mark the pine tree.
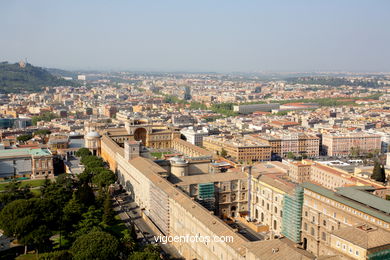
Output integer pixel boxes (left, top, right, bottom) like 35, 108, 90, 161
102, 194, 115, 225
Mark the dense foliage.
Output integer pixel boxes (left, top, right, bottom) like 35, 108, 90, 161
286, 76, 383, 88
71, 230, 119, 260
17, 134, 33, 143
0, 148, 159, 259
0, 62, 76, 93
371, 161, 386, 182
32, 113, 58, 126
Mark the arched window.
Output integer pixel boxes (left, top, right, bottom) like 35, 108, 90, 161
311, 227, 315, 236
273, 220, 277, 230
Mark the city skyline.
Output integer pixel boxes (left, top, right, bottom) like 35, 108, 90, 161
1, 0, 390, 72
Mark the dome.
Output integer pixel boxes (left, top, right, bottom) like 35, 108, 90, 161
85, 131, 100, 138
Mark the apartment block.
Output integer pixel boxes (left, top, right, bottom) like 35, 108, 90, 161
322, 133, 381, 157
254, 133, 320, 158
203, 135, 271, 162
309, 162, 385, 191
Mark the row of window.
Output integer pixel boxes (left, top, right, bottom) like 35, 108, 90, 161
304, 191, 389, 229
336, 241, 360, 256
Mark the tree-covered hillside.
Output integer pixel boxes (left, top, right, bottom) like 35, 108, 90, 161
0, 61, 76, 93
286, 76, 383, 88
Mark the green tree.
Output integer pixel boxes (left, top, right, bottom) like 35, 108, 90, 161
71, 230, 119, 260
102, 194, 115, 225
38, 250, 73, 260
32, 113, 58, 126
92, 169, 116, 191
120, 228, 136, 255
81, 155, 105, 169
287, 152, 295, 160
371, 161, 386, 182
17, 134, 33, 143
350, 147, 361, 158
0, 179, 32, 209
76, 182, 95, 206
76, 148, 92, 158
0, 199, 51, 253
220, 148, 228, 158
73, 206, 102, 238
41, 179, 73, 211
128, 245, 161, 260
34, 129, 52, 136
63, 194, 84, 233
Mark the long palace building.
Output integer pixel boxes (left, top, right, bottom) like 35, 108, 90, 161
95, 123, 315, 260
87, 122, 389, 260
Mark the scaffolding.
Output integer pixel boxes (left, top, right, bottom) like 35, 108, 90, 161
281, 186, 304, 243
197, 183, 216, 211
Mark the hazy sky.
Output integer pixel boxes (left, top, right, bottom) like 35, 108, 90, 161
1, 0, 389, 72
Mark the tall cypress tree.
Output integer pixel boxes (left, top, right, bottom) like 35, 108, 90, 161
371, 161, 386, 182
102, 194, 115, 225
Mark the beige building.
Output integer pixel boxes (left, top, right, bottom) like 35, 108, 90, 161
101, 132, 314, 260
250, 171, 296, 237
285, 160, 313, 183
174, 172, 248, 218
203, 135, 271, 162
172, 138, 213, 159
253, 133, 320, 158
329, 225, 390, 260
322, 133, 381, 157
301, 183, 390, 258
48, 133, 69, 152
124, 122, 181, 149
309, 162, 385, 191
0, 148, 54, 179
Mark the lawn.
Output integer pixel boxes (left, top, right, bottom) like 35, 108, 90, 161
0, 179, 47, 191
15, 254, 38, 260
150, 152, 170, 159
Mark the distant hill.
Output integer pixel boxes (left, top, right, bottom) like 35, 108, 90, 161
0, 61, 77, 93
46, 67, 78, 79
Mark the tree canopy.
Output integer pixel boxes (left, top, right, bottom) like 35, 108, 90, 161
71, 230, 119, 260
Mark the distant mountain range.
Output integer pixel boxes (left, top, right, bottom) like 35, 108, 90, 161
0, 61, 77, 93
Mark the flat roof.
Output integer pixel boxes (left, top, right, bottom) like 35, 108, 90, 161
175, 172, 247, 186
336, 187, 390, 215
0, 148, 51, 158
331, 225, 390, 249
301, 183, 390, 223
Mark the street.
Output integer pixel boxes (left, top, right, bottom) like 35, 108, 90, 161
113, 193, 182, 259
